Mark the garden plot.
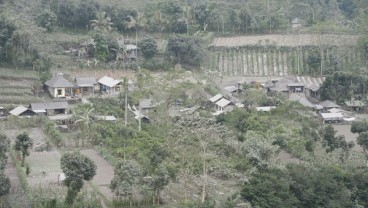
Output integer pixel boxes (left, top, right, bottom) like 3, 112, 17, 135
4, 128, 63, 187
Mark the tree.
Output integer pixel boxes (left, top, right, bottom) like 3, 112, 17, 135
75, 0, 99, 29
149, 165, 170, 205
322, 125, 350, 153
0, 134, 10, 198
0, 134, 10, 165
36, 9, 57, 32
138, 37, 158, 59
110, 160, 142, 205
92, 33, 109, 62
241, 168, 298, 208
175, 113, 227, 204
357, 132, 368, 152
90, 11, 113, 32
75, 106, 94, 147
351, 120, 368, 134
60, 152, 96, 205
166, 35, 205, 67
0, 172, 10, 198
14, 132, 33, 167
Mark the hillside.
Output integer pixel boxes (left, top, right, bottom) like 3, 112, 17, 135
1, 0, 368, 208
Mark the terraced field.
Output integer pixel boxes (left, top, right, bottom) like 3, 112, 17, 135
206, 34, 362, 76
0, 69, 46, 105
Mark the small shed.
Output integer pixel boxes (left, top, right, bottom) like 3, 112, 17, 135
320, 113, 343, 123
9, 106, 36, 117
98, 76, 121, 95
75, 77, 98, 96
30, 102, 69, 116
256, 106, 276, 112
45, 73, 75, 98
291, 18, 302, 28
94, 115, 117, 122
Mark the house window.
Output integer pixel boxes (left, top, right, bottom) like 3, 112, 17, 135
57, 89, 62, 95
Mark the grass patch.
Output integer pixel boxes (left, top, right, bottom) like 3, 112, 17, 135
0, 68, 38, 79
0, 88, 33, 96
0, 96, 44, 104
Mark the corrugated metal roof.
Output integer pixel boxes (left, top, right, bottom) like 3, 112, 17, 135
321, 113, 343, 120
9, 106, 28, 116
256, 106, 276, 112
215, 98, 231, 107
76, 77, 97, 87
94, 115, 117, 121
209, 94, 223, 103
45, 74, 75, 88
98, 76, 121, 88
30, 102, 69, 111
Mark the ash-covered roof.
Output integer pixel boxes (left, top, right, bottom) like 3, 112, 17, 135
30, 102, 69, 111
45, 74, 74, 88
76, 77, 97, 87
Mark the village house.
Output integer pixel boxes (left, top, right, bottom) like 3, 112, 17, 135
98, 76, 122, 95
139, 99, 157, 113
319, 100, 340, 111
208, 94, 233, 115
45, 73, 75, 98
75, 77, 98, 96
9, 106, 36, 117
224, 82, 243, 96
30, 102, 69, 116
265, 77, 304, 97
305, 84, 320, 100
345, 99, 366, 111
0, 107, 5, 117
320, 112, 343, 123
291, 18, 302, 28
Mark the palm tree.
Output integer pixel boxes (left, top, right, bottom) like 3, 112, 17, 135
89, 11, 113, 32
75, 106, 94, 147
124, 13, 146, 42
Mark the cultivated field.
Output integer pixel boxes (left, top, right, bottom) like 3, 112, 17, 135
211, 34, 360, 47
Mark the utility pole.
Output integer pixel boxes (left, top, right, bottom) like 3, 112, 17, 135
138, 103, 142, 132
268, 0, 271, 34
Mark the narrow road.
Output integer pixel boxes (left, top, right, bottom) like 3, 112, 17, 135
81, 149, 115, 200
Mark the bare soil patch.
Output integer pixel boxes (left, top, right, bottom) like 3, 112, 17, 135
4, 128, 63, 186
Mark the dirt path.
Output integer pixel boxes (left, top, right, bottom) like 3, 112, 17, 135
81, 149, 115, 200
4, 153, 31, 208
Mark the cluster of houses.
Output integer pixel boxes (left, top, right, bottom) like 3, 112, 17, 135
44, 73, 126, 98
